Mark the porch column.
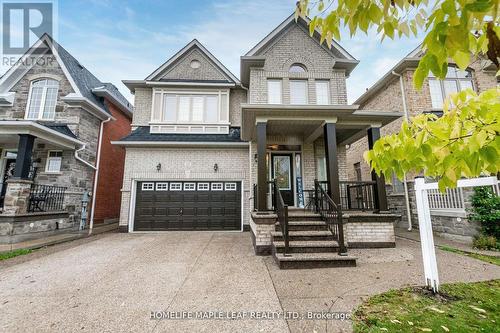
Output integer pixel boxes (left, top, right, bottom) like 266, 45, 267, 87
323, 122, 340, 205
367, 127, 388, 212
256, 121, 267, 211
13, 134, 35, 179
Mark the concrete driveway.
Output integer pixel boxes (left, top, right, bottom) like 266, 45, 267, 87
1, 232, 499, 333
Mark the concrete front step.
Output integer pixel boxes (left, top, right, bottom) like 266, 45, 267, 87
274, 220, 327, 231
272, 240, 339, 253
271, 230, 333, 242
273, 252, 357, 269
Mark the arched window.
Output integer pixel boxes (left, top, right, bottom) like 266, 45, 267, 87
428, 66, 474, 109
26, 78, 59, 120
289, 63, 307, 73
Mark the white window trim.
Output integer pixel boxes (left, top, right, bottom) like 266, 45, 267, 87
197, 183, 209, 191
170, 182, 182, 191
150, 88, 230, 125
428, 68, 475, 110
225, 183, 237, 191
211, 183, 223, 191
267, 79, 282, 104
156, 182, 169, 191
142, 183, 154, 191
315, 80, 330, 105
289, 79, 308, 105
183, 183, 196, 191
45, 150, 62, 173
25, 79, 59, 120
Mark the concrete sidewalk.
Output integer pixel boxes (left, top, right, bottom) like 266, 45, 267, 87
0, 222, 118, 253
395, 227, 500, 257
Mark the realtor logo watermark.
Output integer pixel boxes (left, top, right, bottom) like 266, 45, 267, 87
1, 0, 57, 68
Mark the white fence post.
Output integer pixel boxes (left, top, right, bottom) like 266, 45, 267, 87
414, 177, 440, 293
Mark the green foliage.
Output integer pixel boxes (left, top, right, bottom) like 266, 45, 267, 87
353, 280, 500, 332
364, 88, 500, 190
469, 186, 500, 240
297, 0, 500, 88
0, 248, 32, 261
472, 234, 499, 250
439, 244, 500, 264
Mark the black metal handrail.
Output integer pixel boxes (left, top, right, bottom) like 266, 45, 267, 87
253, 181, 277, 211
273, 178, 290, 256
317, 180, 377, 212
28, 184, 66, 213
314, 180, 347, 255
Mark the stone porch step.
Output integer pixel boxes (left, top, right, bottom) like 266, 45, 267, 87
272, 240, 339, 253
274, 220, 327, 231
273, 252, 357, 269
271, 230, 333, 242
287, 210, 322, 222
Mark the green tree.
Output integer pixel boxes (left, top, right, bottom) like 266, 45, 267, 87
297, 0, 500, 189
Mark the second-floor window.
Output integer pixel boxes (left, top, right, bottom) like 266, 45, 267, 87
267, 80, 282, 104
289, 80, 308, 104
428, 67, 474, 109
26, 78, 59, 120
151, 90, 229, 123
315, 80, 330, 105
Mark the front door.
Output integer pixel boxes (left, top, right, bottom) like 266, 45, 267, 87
271, 154, 294, 206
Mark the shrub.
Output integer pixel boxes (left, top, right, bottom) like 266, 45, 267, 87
468, 186, 500, 250
472, 235, 499, 251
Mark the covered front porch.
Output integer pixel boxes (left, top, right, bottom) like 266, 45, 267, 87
241, 104, 402, 267
0, 121, 84, 243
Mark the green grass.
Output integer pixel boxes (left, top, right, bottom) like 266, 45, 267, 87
353, 280, 500, 333
0, 249, 32, 261
438, 245, 500, 266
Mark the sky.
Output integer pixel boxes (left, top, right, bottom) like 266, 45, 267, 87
1, 0, 423, 104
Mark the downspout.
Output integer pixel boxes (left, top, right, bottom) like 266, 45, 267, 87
88, 117, 112, 235
392, 71, 413, 231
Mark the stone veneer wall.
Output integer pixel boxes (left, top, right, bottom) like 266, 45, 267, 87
0, 212, 71, 244
0, 52, 101, 223
119, 147, 250, 230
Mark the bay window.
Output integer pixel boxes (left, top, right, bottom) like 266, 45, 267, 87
26, 78, 59, 120
151, 89, 229, 124
428, 67, 474, 109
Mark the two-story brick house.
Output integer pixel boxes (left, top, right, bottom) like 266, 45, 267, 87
116, 14, 402, 268
0, 34, 132, 243
345, 46, 498, 241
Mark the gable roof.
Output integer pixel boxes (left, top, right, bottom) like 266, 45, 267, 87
146, 39, 240, 84
0, 34, 132, 119
245, 13, 357, 61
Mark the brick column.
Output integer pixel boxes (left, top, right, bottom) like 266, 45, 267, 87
2, 179, 33, 215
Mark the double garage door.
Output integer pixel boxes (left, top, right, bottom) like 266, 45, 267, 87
134, 181, 241, 231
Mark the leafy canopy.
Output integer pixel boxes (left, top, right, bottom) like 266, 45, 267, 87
297, 0, 500, 189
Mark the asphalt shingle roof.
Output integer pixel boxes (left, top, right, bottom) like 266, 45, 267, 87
119, 126, 243, 143
42, 122, 78, 139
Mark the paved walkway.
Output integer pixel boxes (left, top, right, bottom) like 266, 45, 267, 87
1, 232, 499, 333
396, 227, 500, 257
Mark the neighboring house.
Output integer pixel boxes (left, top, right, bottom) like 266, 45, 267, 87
116, 14, 402, 268
345, 46, 498, 242
0, 34, 133, 243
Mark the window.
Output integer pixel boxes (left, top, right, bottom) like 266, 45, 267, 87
428, 66, 474, 109
156, 182, 168, 191
142, 183, 154, 191
197, 183, 209, 191
354, 163, 362, 181
225, 183, 237, 191
151, 90, 229, 124
315, 81, 330, 105
184, 183, 196, 191
289, 80, 308, 104
289, 63, 307, 73
211, 183, 223, 191
45, 151, 62, 173
267, 80, 282, 104
26, 79, 59, 120
391, 174, 405, 194
170, 183, 182, 191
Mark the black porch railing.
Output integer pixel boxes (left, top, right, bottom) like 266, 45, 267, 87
273, 178, 289, 256
314, 180, 347, 254
253, 181, 276, 211
28, 184, 66, 213
317, 180, 377, 212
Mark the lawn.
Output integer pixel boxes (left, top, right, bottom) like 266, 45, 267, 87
353, 280, 500, 333
438, 245, 500, 266
0, 249, 32, 261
